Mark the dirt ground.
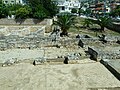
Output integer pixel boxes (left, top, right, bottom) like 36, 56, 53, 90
0, 62, 120, 90
0, 47, 86, 63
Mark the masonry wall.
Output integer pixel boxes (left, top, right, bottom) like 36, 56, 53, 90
0, 26, 45, 37
0, 18, 53, 25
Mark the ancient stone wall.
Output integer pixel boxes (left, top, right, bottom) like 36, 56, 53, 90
0, 26, 45, 36
0, 19, 53, 25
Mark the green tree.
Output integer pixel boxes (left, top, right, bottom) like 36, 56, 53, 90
0, 4, 9, 18
82, 18, 93, 28
78, 9, 85, 15
109, 11, 117, 17
115, 8, 120, 16
85, 8, 92, 16
0, 3, 25, 18
28, 0, 58, 18
53, 12, 75, 36
0, 0, 2, 4
110, 5, 120, 17
71, 8, 77, 14
15, 6, 31, 19
0, 0, 8, 18
43, 0, 58, 17
6, 4, 23, 16
93, 17, 112, 31
33, 5, 47, 19
78, 1, 85, 16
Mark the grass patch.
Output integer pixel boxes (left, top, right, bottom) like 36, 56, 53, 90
69, 17, 120, 37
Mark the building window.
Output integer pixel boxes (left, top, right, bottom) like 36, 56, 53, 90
5, 1, 8, 4
11, 1, 14, 3
62, 6, 65, 10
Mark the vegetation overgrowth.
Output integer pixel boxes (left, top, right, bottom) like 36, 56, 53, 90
81, 17, 120, 33
0, 0, 120, 34
0, 0, 58, 19
53, 12, 75, 36
69, 17, 120, 36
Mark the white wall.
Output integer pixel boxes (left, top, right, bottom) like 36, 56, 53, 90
58, 0, 81, 13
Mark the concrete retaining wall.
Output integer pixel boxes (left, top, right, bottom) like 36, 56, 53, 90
100, 60, 120, 80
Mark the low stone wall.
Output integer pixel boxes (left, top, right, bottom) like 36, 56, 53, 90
87, 46, 120, 60
99, 51, 120, 59
0, 37, 78, 50
0, 26, 45, 36
0, 18, 53, 25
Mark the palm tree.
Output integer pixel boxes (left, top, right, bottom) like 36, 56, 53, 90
53, 12, 75, 36
82, 18, 93, 28
91, 16, 112, 32
97, 17, 111, 31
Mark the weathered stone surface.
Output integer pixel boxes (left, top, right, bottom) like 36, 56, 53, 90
0, 26, 45, 37
78, 39, 84, 48
0, 19, 52, 25
2, 59, 15, 67
88, 47, 98, 61
33, 57, 46, 65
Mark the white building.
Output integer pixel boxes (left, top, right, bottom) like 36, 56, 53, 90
56, 0, 81, 13
2, 0, 26, 4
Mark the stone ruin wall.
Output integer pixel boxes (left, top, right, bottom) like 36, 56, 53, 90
77, 37, 120, 60
0, 38, 80, 50
0, 34, 120, 63
0, 26, 45, 37
0, 18, 53, 25
0, 18, 53, 36
88, 46, 120, 60
81, 38, 120, 46
0, 38, 84, 64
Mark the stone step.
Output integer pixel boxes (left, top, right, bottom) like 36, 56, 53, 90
88, 87, 120, 90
